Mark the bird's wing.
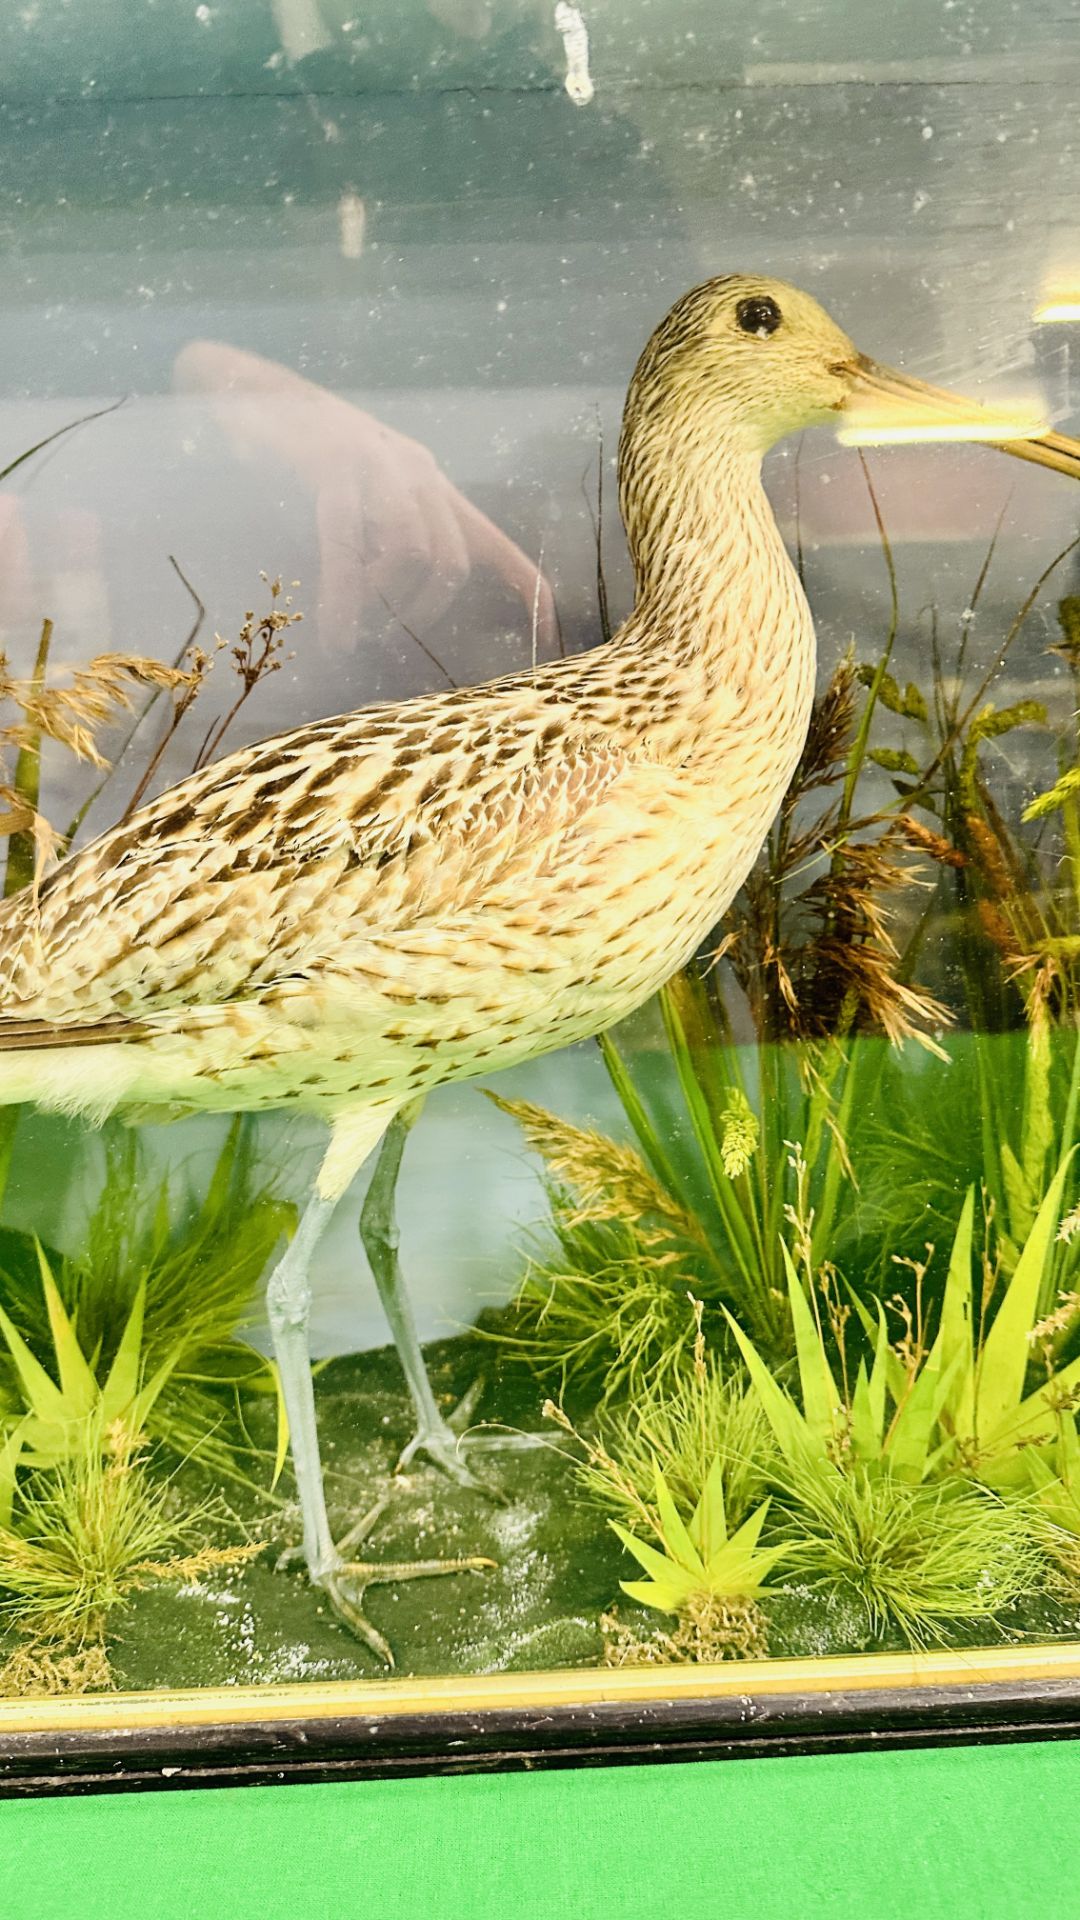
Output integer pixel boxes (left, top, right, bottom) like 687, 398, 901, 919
0, 677, 636, 1042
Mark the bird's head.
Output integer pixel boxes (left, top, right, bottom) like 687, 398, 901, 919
622, 276, 858, 459
620, 273, 1080, 547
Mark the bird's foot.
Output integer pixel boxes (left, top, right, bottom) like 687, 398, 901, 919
316, 1552, 492, 1667
281, 1494, 493, 1666
395, 1377, 548, 1488
395, 1414, 489, 1488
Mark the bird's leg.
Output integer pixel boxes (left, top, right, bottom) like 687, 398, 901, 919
358, 1099, 486, 1486
266, 1177, 490, 1663
360, 1098, 546, 1482
266, 1189, 340, 1579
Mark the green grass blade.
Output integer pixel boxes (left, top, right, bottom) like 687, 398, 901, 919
131, 1355, 181, 1434
809, 1038, 865, 1266
723, 1499, 769, 1558
688, 1456, 727, 1563
985, 1350, 1080, 1452
659, 984, 759, 1281
1023, 1447, 1060, 1495
710, 1504, 785, 1592
933, 1187, 976, 1435
712, 1540, 788, 1594
849, 1360, 877, 1462
99, 1279, 147, 1425
0, 1113, 21, 1220
1000, 1142, 1035, 1250
597, 1031, 687, 1206
610, 1522, 697, 1599
0, 1416, 28, 1528
868, 1306, 890, 1440
723, 1307, 824, 1467
203, 1117, 243, 1219
1021, 1025, 1054, 1250
977, 1150, 1074, 1438
888, 1350, 963, 1483
849, 1284, 906, 1403
1062, 1408, 1080, 1483
0, 1297, 69, 1426
653, 1462, 705, 1577
620, 1577, 684, 1612
781, 1240, 840, 1445
267, 1359, 290, 1490
36, 1242, 98, 1420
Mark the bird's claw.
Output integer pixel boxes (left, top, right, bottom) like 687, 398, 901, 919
279, 1495, 494, 1663
316, 1550, 494, 1667
394, 1377, 547, 1488
395, 1420, 491, 1490
319, 1566, 397, 1665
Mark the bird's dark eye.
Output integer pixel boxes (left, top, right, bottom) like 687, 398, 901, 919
735, 295, 782, 338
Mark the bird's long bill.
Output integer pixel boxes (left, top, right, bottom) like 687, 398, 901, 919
840, 353, 1080, 480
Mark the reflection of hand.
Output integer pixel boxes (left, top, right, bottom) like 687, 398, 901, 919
0, 493, 111, 662
173, 341, 557, 659
0, 496, 33, 638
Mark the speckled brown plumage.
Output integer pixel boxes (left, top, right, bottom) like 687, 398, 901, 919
0, 278, 858, 1201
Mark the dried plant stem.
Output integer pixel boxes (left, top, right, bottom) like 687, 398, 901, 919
838, 454, 898, 835
905, 531, 1080, 818
954, 497, 1010, 686
370, 585, 457, 689
64, 556, 205, 848
192, 579, 303, 772
121, 672, 204, 820
0, 398, 126, 486
4, 617, 52, 900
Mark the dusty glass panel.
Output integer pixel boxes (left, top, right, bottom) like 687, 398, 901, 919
2, 1, 1080, 1700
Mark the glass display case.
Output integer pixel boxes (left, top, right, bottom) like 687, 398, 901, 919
3, 0, 1080, 1791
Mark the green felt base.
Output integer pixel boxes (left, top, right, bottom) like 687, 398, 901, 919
3, 1740, 1075, 1920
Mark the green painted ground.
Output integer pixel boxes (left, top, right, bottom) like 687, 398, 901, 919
23, 1333, 1073, 1692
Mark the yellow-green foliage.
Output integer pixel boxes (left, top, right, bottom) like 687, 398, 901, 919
1022, 1410, 1080, 1544
0, 1419, 258, 1639
0, 1247, 172, 1475
727, 1239, 958, 1484
865, 1160, 1080, 1480
587, 1356, 773, 1537
547, 1352, 784, 1626
779, 1466, 1039, 1643
711, 1173, 1079, 1644
0, 1122, 292, 1491
0, 1248, 260, 1650
613, 1462, 784, 1615
727, 1155, 1079, 1486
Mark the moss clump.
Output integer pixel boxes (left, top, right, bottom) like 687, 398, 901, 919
0, 1634, 114, 1697
600, 1595, 768, 1666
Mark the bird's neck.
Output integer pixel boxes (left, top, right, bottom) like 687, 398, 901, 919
613, 438, 815, 735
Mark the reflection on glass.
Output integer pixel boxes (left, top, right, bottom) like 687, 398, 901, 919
2, 2, 1080, 1697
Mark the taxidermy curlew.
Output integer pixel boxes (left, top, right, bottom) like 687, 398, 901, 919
1, 276, 1078, 1661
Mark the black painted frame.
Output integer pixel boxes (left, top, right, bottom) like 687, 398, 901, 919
4, 1673, 1080, 1797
